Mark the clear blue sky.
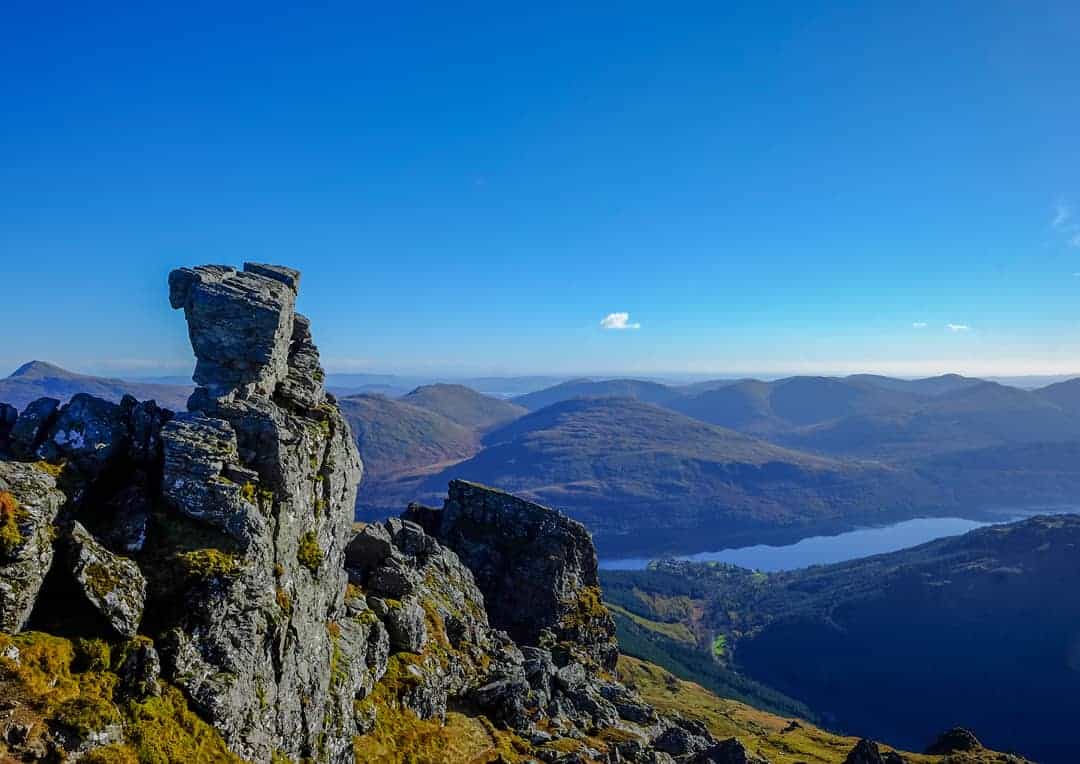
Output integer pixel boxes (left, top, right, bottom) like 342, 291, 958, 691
2, 1, 1079, 378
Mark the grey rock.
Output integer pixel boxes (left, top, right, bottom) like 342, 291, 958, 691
924, 728, 981, 755
9, 397, 60, 459
843, 739, 884, 764
160, 413, 264, 547
120, 395, 171, 464
0, 403, 17, 446
116, 637, 161, 699
276, 313, 326, 411
100, 485, 151, 553
68, 521, 146, 638
367, 556, 420, 598
168, 263, 298, 396
654, 725, 711, 756
693, 737, 771, 764
406, 480, 618, 669
38, 394, 125, 476
0, 461, 65, 632
345, 522, 396, 574
386, 597, 427, 653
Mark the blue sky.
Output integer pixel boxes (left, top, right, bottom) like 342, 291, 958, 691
2, 1, 1079, 378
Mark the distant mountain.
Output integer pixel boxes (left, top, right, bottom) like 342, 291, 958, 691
604, 514, 1080, 763
844, 372, 983, 396
1032, 376, 1080, 413
512, 378, 684, 411
667, 375, 925, 435
786, 380, 1080, 459
326, 372, 568, 398
399, 397, 938, 555
0, 361, 191, 411
401, 383, 526, 430
338, 393, 479, 482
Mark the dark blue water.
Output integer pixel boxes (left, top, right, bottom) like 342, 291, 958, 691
599, 512, 1071, 572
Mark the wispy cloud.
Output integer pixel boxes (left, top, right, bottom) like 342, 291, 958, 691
912, 322, 928, 328
1070, 232, 1080, 249
1053, 200, 1071, 229
946, 323, 971, 332
600, 312, 641, 330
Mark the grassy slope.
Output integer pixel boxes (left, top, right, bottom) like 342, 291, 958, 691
617, 655, 1020, 764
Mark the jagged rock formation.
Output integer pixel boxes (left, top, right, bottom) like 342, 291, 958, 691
405, 479, 619, 669
0, 262, 735, 764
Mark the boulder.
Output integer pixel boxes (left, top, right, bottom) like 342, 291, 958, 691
116, 637, 161, 699
38, 394, 125, 476
843, 739, 884, 764
0, 461, 65, 632
925, 727, 981, 755
385, 597, 427, 653
9, 398, 60, 460
68, 521, 146, 638
693, 737, 771, 764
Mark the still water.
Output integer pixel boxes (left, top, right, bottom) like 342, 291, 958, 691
599, 513, 1061, 572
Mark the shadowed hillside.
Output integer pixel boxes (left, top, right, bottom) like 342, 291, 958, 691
603, 515, 1080, 763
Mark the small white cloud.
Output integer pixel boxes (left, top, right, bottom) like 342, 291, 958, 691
946, 323, 971, 332
912, 322, 928, 328
600, 312, 641, 330
1053, 200, 1071, 229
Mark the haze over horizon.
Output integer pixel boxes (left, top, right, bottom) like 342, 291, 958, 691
3, 3, 1079, 378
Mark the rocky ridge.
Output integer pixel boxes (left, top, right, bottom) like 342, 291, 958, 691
0, 263, 788, 763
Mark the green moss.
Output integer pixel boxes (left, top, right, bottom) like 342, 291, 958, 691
31, 460, 65, 479
81, 744, 140, 763
124, 685, 243, 763
54, 694, 121, 736
712, 634, 727, 658
0, 631, 241, 763
177, 549, 240, 579
83, 561, 121, 600
0, 491, 26, 556
73, 638, 112, 672
240, 481, 257, 504
297, 531, 323, 572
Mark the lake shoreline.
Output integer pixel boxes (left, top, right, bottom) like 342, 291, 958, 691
598, 505, 1080, 571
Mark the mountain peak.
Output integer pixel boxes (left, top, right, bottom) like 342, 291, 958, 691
8, 360, 81, 380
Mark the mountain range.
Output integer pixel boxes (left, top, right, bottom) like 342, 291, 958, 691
7, 364, 1080, 556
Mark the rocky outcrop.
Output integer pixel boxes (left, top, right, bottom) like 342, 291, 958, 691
925, 727, 981, 755
0, 263, 366, 763
405, 479, 619, 670
158, 263, 362, 762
